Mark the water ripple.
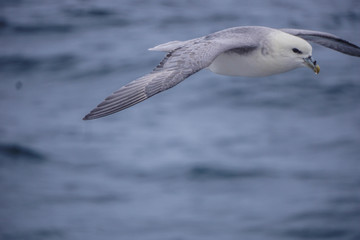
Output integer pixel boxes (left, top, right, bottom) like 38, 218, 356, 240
0, 143, 46, 164
188, 165, 274, 180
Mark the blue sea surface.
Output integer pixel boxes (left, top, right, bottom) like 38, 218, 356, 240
1, 0, 360, 239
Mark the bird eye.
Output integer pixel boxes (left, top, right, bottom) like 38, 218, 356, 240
292, 48, 302, 54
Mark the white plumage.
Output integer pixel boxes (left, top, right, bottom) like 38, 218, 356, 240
83, 26, 360, 120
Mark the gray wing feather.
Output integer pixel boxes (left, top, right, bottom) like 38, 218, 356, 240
83, 69, 187, 120
83, 27, 269, 120
83, 74, 153, 120
281, 28, 360, 57
83, 39, 238, 120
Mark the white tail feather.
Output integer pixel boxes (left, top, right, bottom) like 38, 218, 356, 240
148, 41, 184, 52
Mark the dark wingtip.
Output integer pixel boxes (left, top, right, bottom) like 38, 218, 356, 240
82, 114, 92, 121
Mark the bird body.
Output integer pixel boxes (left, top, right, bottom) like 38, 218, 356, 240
83, 26, 360, 120
208, 29, 313, 76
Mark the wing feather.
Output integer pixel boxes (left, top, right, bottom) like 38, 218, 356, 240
281, 28, 360, 57
83, 39, 237, 120
83, 27, 270, 120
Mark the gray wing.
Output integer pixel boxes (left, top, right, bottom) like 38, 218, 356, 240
280, 28, 360, 57
83, 39, 241, 120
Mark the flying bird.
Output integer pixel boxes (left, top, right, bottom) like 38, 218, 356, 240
83, 26, 360, 120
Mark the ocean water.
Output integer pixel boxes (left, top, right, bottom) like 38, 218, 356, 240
1, 0, 360, 239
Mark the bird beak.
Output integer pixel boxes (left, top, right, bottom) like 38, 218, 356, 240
303, 56, 320, 74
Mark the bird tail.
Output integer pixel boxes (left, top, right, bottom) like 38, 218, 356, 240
148, 41, 184, 52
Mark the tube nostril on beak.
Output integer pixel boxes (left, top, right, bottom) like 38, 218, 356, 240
303, 56, 320, 74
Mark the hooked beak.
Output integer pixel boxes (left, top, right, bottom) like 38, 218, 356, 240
303, 56, 320, 74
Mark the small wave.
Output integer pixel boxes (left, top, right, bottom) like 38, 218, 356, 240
330, 11, 360, 27
0, 23, 74, 34
1, 228, 65, 240
0, 15, 73, 34
0, 17, 8, 29
0, 143, 46, 163
64, 8, 116, 18
322, 83, 360, 97
0, 54, 78, 73
188, 165, 273, 180
282, 227, 350, 239
43, 193, 127, 205
290, 208, 360, 223
0, 55, 40, 72
63, 7, 131, 28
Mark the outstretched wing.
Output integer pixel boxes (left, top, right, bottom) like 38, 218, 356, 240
280, 28, 360, 57
83, 38, 240, 120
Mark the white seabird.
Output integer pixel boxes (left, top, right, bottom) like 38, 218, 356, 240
83, 26, 360, 120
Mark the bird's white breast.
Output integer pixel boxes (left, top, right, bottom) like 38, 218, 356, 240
208, 49, 296, 77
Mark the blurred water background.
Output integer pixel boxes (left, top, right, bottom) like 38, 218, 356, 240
1, 0, 360, 239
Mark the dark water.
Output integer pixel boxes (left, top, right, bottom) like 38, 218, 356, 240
1, 0, 360, 239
